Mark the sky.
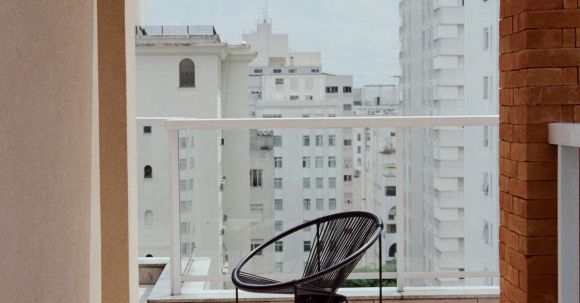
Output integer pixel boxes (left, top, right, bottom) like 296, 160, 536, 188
143, 0, 400, 87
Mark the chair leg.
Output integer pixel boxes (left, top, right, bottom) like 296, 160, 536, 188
293, 285, 298, 303
379, 234, 382, 303
235, 287, 238, 303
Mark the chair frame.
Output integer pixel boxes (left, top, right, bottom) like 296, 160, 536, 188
232, 211, 384, 303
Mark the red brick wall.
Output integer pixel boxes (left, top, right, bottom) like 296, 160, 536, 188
499, 1, 580, 302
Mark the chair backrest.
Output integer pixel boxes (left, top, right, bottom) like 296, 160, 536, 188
302, 214, 380, 292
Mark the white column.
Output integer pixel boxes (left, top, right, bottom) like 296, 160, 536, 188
557, 146, 579, 303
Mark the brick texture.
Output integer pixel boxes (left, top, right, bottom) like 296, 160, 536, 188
498, 1, 580, 302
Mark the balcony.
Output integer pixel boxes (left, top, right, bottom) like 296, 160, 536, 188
137, 115, 500, 302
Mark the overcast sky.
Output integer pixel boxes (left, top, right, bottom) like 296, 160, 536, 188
143, 0, 400, 87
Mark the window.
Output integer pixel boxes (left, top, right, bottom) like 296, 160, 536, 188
189, 157, 195, 169
343, 86, 352, 93
250, 204, 264, 223
325, 86, 338, 93
181, 243, 189, 255
328, 135, 336, 146
273, 135, 282, 147
387, 224, 396, 233
179, 159, 187, 170
251, 239, 263, 255
482, 172, 491, 196
143, 126, 152, 133
316, 177, 323, 189
344, 193, 353, 204
388, 207, 396, 221
344, 159, 352, 168
316, 198, 324, 210
303, 135, 310, 146
263, 114, 282, 118
144, 210, 153, 225
357, 133, 362, 141
343, 104, 352, 111
344, 139, 352, 146
180, 222, 190, 234
482, 221, 493, 245
188, 178, 193, 190
385, 186, 396, 196
144, 165, 153, 178
250, 169, 263, 187
305, 95, 314, 100
483, 126, 490, 147
357, 146, 361, 153
303, 177, 311, 189
302, 114, 310, 118
311, 68, 320, 73
274, 178, 283, 189
376, 97, 381, 105
275, 262, 283, 273
329, 177, 336, 189
329, 198, 336, 210
274, 156, 283, 168
304, 220, 311, 231
483, 27, 490, 50
179, 179, 187, 191
483, 76, 490, 99
180, 200, 192, 213
315, 135, 323, 146
275, 78, 284, 85
289, 68, 296, 73
290, 95, 299, 100
388, 244, 397, 257
275, 220, 283, 232
303, 199, 311, 211
180, 137, 187, 149
328, 156, 336, 168
179, 58, 195, 87
253, 68, 263, 73
275, 241, 283, 252
304, 241, 312, 252
315, 156, 323, 168
273, 68, 282, 73
302, 156, 310, 168
274, 199, 283, 211
344, 175, 352, 182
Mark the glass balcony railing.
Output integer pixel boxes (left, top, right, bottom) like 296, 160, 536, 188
136, 115, 499, 295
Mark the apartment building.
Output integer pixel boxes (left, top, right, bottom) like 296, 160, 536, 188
399, 0, 499, 286
243, 20, 360, 274
352, 85, 401, 263
463, 0, 500, 286
135, 26, 256, 286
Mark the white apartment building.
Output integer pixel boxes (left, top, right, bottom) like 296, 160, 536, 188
463, 0, 500, 286
399, 0, 498, 286
135, 26, 257, 287
242, 21, 362, 275
353, 85, 401, 263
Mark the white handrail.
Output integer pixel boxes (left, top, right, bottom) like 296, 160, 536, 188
136, 115, 499, 130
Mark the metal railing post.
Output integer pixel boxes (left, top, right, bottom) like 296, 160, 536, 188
168, 128, 182, 295
395, 127, 406, 292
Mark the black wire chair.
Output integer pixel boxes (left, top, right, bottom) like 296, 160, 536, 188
232, 211, 384, 303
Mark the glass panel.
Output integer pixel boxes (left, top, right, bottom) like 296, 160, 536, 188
403, 126, 499, 287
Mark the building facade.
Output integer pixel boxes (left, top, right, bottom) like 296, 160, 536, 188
399, 0, 499, 286
135, 26, 256, 288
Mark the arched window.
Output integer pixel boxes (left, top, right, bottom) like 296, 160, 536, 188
388, 243, 397, 257
179, 58, 195, 87
388, 206, 396, 221
144, 165, 152, 178
145, 210, 153, 225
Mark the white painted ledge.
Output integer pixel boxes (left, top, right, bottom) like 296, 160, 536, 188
549, 123, 580, 147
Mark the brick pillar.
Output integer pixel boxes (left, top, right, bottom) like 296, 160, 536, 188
499, 1, 580, 302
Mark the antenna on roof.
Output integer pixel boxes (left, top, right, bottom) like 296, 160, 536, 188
263, 0, 269, 23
